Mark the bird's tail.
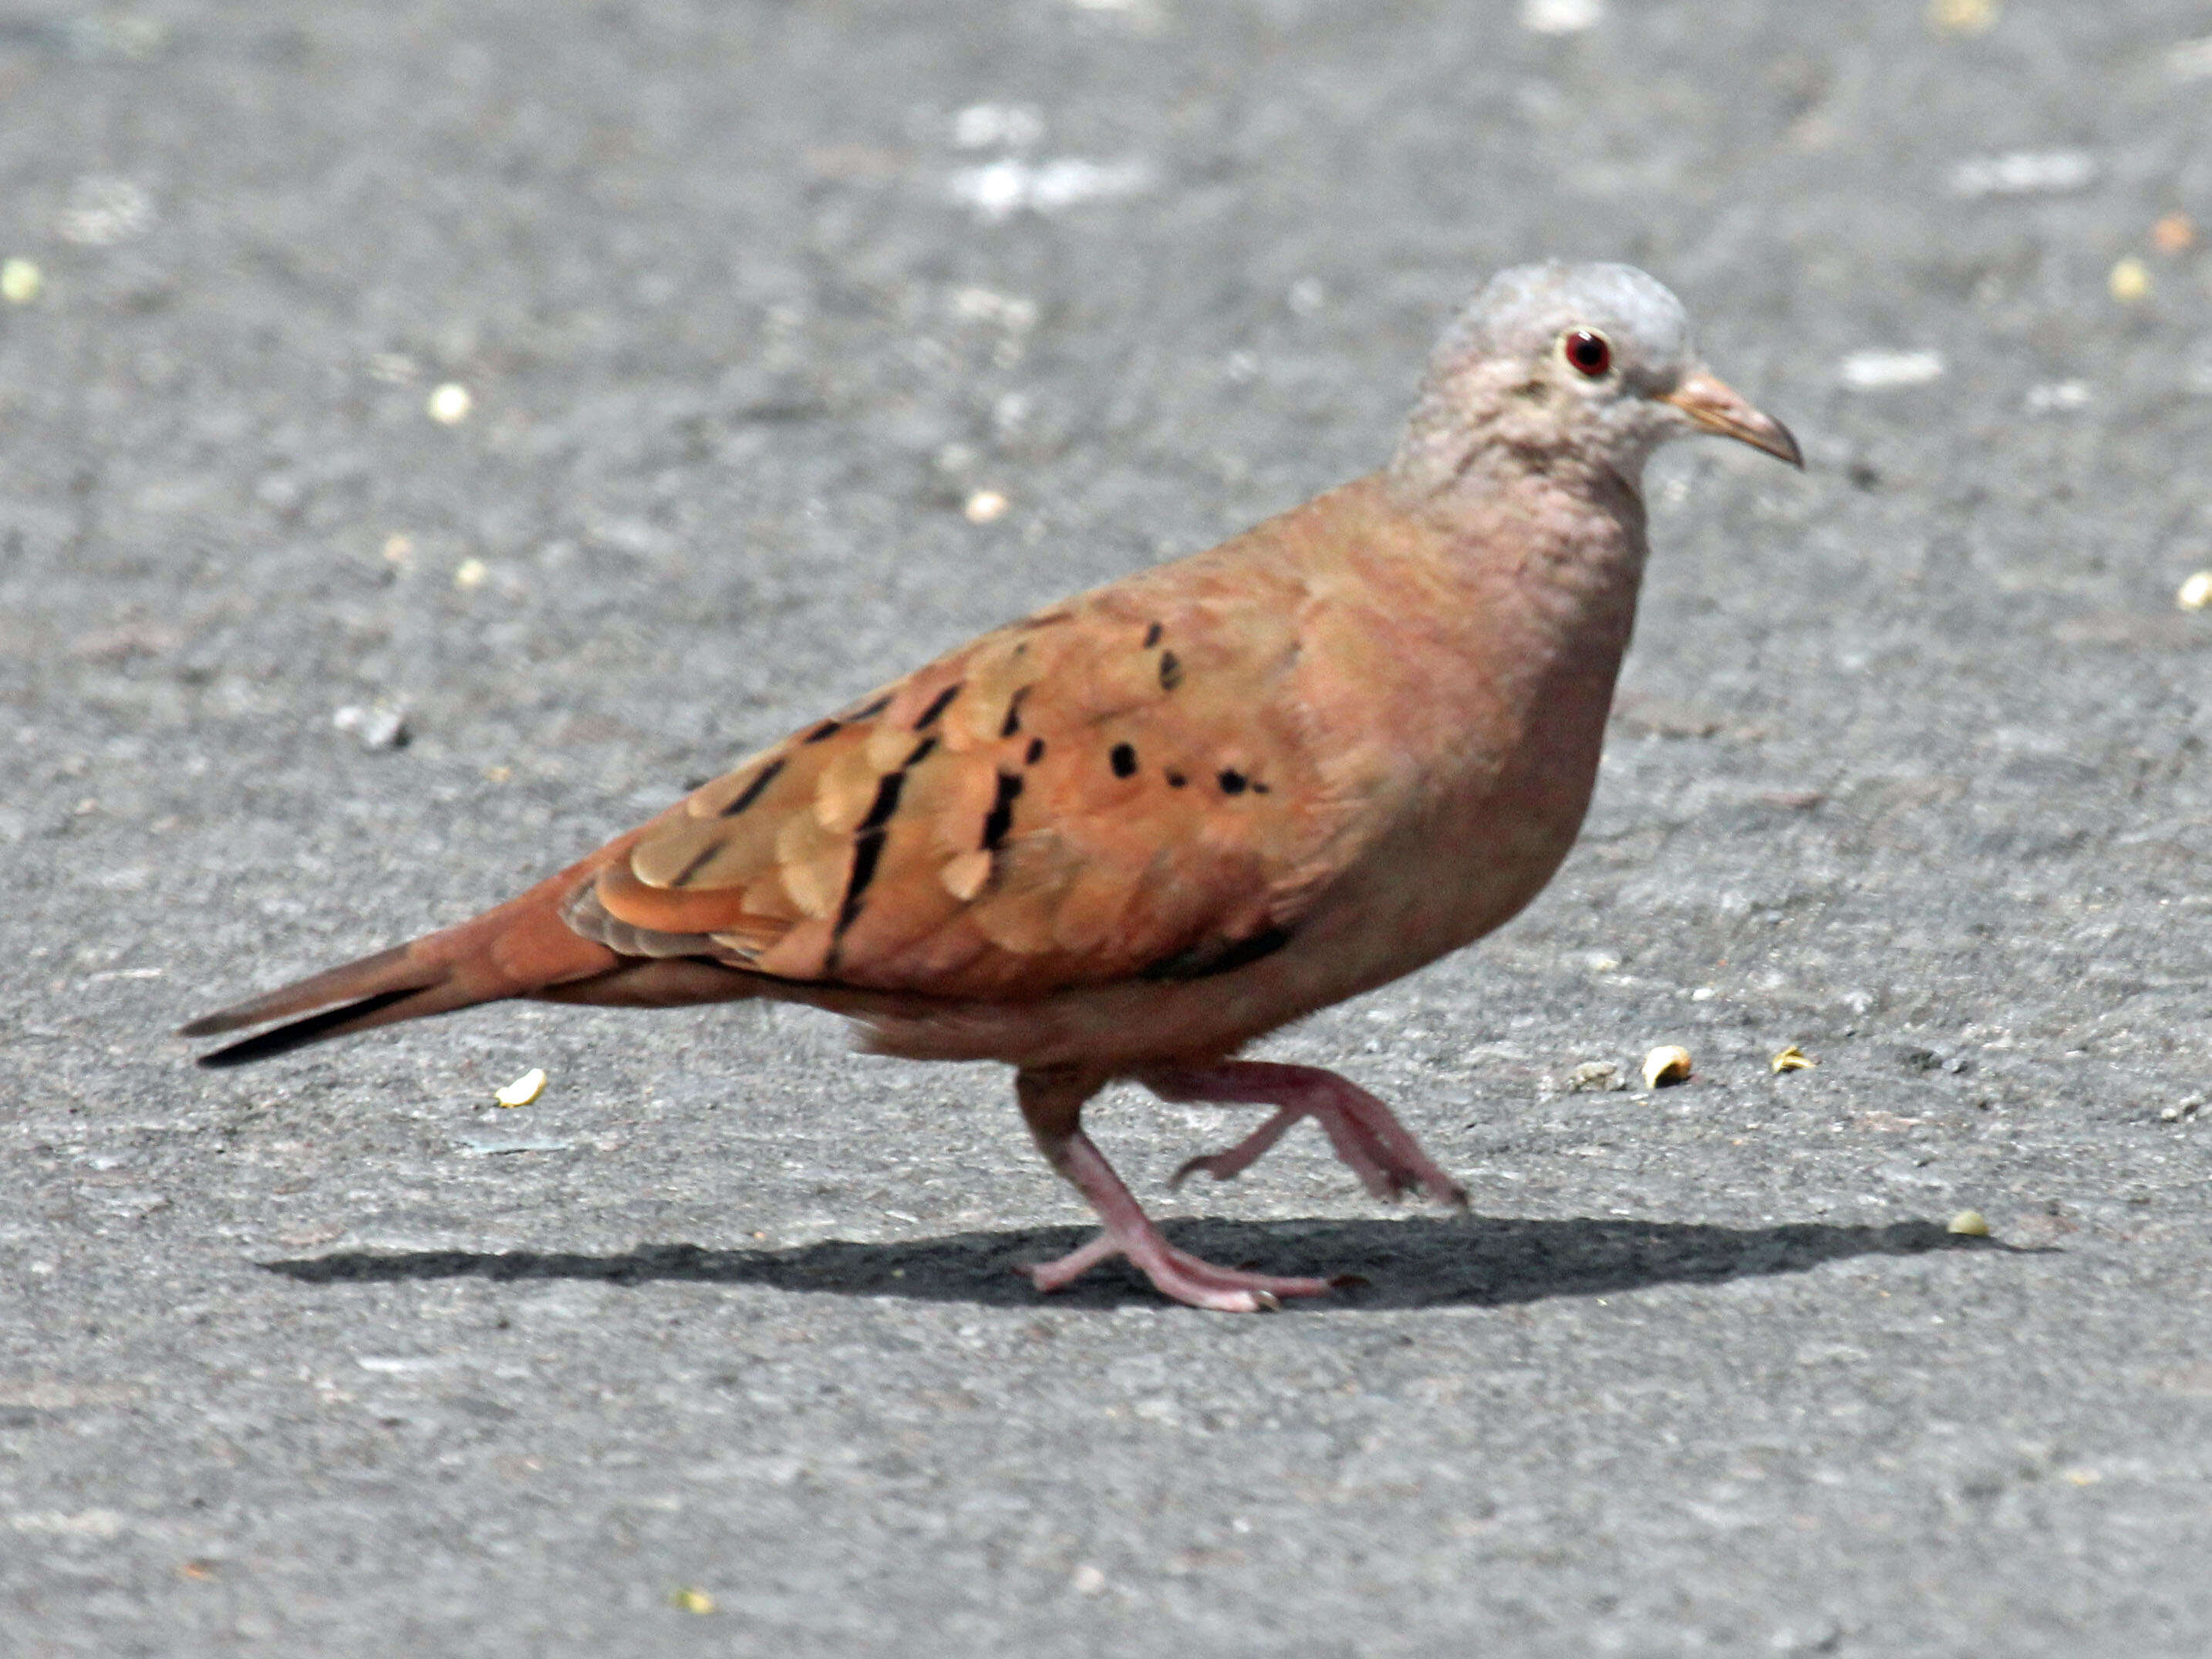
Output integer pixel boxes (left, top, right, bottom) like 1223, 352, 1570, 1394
180, 861, 626, 1068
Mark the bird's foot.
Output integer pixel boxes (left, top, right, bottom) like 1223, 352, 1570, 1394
1145, 1061, 1467, 1205
1012, 1110, 1344, 1311
1020, 1222, 1340, 1313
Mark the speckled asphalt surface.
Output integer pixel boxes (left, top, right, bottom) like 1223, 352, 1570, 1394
3, 2, 2211, 1654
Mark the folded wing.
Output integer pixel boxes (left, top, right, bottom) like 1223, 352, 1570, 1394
574, 557, 1379, 1000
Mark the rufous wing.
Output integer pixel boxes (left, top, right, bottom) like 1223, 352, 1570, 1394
573, 564, 1380, 1001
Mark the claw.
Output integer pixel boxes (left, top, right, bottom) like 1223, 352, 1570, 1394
1168, 1153, 1226, 1189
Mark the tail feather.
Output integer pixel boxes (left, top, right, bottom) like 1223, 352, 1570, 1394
193, 986, 442, 1068
180, 862, 629, 1067
177, 943, 428, 1039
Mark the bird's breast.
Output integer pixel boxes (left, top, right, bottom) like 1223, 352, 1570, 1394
1283, 495, 1646, 987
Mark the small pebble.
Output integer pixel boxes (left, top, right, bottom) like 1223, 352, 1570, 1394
946, 157, 1151, 221
670, 1587, 715, 1614
427, 382, 474, 424
1948, 150, 2095, 199
1068, 0, 1161, 20
1927, 0, 1998, 32
1640, 1045, 1692, 1089
1771, 1044, 1816, 1074
1839, 349, 1944, 390
57, 175, 154, 244
494, 1067, 548, 1108
1, 258, 42, 305
952, 103, 1044, 150
963, 489, 1010, 524
2159, 1099, 2202, 1122
2109, 257, 2151, 304
949, 286, 1038, 332
2176, 571, 2212, 612
1071, 1563, 1108, 1597
332, 704, 410, 751
1520, 0, 1603, 33
2169, 37, 2212, 83
1946, 1209, 1990, 1236
1566, 1060, 1624, 1093
453, 558, 488, 591
2152, 212, 2197, 254
2024, 380, 2090, 415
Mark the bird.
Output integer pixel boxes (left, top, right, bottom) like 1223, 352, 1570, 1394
181, 261, 1801, 1311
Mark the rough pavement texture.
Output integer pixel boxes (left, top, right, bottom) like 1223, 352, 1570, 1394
3, 2, 2211, 1654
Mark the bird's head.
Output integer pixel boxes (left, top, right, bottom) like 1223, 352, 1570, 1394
1392, 261, 1801, 497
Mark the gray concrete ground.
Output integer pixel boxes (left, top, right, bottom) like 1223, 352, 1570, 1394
3, 1, 2211, 1653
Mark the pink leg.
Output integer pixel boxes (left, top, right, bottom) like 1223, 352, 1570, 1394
1138, 1061, 1468, 1207
1013, 1068, 1342, 1312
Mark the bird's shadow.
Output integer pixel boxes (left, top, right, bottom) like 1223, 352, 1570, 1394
261, 1212, 2020, 1313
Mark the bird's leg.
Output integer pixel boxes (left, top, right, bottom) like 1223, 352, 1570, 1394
1013, 1067, 1338, 1312
1138, 1061, 1468, 1206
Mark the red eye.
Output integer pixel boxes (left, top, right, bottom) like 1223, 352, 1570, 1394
1563, 329, 1612, 376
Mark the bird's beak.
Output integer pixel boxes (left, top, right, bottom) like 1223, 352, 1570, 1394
1664, 370, 1803, 468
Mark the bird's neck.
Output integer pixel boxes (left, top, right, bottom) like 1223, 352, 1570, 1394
1384, 454, 1652, 852
1394, 451, 1651, 658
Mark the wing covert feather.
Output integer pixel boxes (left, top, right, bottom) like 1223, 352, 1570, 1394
589, 511, 1404, 1000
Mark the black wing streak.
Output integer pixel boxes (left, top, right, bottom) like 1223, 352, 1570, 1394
1140, 926, 1293, 983
718, 758, 787, 818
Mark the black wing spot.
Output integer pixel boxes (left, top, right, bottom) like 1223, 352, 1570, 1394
1110, 743, 1138, 778
1141, 926, 1292, 982
1158, 650, 1182, 691
718, 757, 787, 817
1026, 737, 1046, 765
1142, 621, 1163, 648
1000, 685, 1030, 737
1165, 770, 1188, 788
803, 720, 842, 744
1217, 768, 1248, 795
845, 693, 894, 721
904, 736, 939, 768
913, 682, 963, 730
981, 771, 1024, 851
1251, 781, 1270, 794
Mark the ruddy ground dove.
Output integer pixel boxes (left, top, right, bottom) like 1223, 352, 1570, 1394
184, 262, 1801, 1310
